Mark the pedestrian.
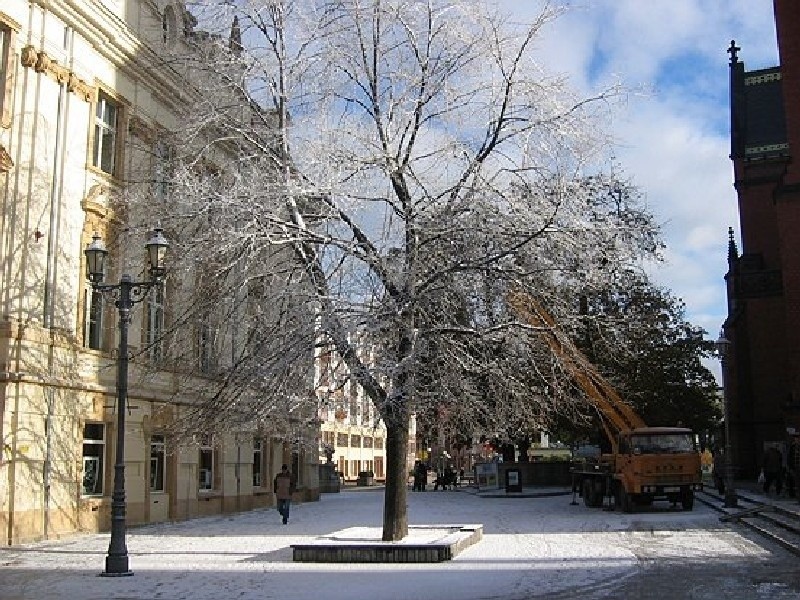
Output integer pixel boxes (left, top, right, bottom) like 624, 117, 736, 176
761, 446, 783, 496
414, 460, 427, 491
273, 464, 296, 524
712, 447, 726, 495
413, 460, 424, 491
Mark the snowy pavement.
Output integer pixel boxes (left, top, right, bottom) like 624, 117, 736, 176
1, 486, 799, 600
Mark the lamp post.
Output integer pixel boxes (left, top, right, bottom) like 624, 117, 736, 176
85, 228, 169, 576
715, 329, 738, 508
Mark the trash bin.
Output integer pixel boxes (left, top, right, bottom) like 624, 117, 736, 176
357, 471, 375, 486
505, 468, 522, 493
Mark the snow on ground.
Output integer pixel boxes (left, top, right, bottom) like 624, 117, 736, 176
0, 487, 793, 600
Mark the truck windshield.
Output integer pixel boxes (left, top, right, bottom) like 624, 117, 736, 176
628, 433, 696, 454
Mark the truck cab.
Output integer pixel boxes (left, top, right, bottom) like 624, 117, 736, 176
613, 427, 703, 511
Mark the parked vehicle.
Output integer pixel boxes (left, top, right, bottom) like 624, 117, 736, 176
507, 289, 703, 512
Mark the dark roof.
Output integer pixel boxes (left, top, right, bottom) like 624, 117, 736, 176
737, 66, 788, 159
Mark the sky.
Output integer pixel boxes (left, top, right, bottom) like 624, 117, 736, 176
492, 1, 779, 379
2, 486, 797, 599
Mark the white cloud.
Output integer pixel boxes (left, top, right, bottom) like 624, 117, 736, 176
493, 0, 776, 356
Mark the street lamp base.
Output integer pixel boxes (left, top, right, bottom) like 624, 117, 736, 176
101, 555, 133, 577
723, 489, 738, 509
99, 570, 134, 577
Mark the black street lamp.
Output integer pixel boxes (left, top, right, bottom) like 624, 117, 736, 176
715, 329, 738, 509
85, 228, 169, 576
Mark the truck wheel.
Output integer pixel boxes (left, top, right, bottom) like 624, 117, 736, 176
582, 480, 603, 507
582, 480, 594, 507
681, 489, 694, 511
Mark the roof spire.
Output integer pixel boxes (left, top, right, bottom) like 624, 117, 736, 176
728, 39, 740, 65
727, 226, 739, 261
230, 15, 242, 55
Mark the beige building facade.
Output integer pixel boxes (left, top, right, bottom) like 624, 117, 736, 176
0, 0, 317, 546
316, 340, 417, 482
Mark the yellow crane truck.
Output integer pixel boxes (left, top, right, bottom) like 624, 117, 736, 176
508, 289, 703, 512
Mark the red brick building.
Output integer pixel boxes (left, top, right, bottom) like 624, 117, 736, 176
724, 0, 800, 477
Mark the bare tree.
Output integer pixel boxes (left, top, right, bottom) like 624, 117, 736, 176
124, 0, 662, 541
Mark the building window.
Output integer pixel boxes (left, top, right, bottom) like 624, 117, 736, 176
252, 439, 262, 487
197, 316, 216, 373
82, 423, 105, 496
198, 434, 214, 491
363, 436, 373, 448
349, 396, 358, 426
93, 92, 119, 174
153, 141, 172, 201
83, 287, 103, 349
337, 433, 348, 447
145, 285, 165, 363
318, 351, 331, 387
162, 6, 178, 46
375, 456, 384, 478
0, 22, 15, 128
375, 437, 384, 450
150, 434, 165, 492
360, 395, 370, 423
351, 435, 361, 448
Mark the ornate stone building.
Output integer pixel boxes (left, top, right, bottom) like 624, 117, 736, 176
0, 0, 317, 546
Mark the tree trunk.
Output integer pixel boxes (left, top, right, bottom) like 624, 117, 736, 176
382, 419, 410, 541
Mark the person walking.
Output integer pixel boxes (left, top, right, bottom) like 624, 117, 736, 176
712, 447, 726, 495
273, 464, 296, 525
414, 461, 427, 492
762, 446, 783, 496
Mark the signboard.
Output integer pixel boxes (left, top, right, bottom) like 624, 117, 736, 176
475, 462, 499, 489
505, 468, 522, 493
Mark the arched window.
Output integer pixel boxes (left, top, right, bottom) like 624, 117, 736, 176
162, 6, 177, 46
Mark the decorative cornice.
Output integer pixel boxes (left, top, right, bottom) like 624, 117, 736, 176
68, 72, 94, 101
81, 184, 110, 219
744, 72, 782, 86
0, 11, 21, 32
20, 45, 36, 68
20, 45, 94, 102
745, 143, 789, 156
30, 0, 194, 114
0, 144, 12, 173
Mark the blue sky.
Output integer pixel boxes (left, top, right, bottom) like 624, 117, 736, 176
495, 0, 779, 379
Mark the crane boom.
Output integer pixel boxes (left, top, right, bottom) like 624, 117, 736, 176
507, 289, 646, 452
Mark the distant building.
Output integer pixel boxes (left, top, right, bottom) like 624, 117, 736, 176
315, 337, 416, 482
724, 0, 800, 477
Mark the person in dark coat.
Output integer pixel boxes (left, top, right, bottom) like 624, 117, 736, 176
413, 461, 427, 491
762, 446, 783, 496
273, 464, 296, 524
712, 448, 726, 494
